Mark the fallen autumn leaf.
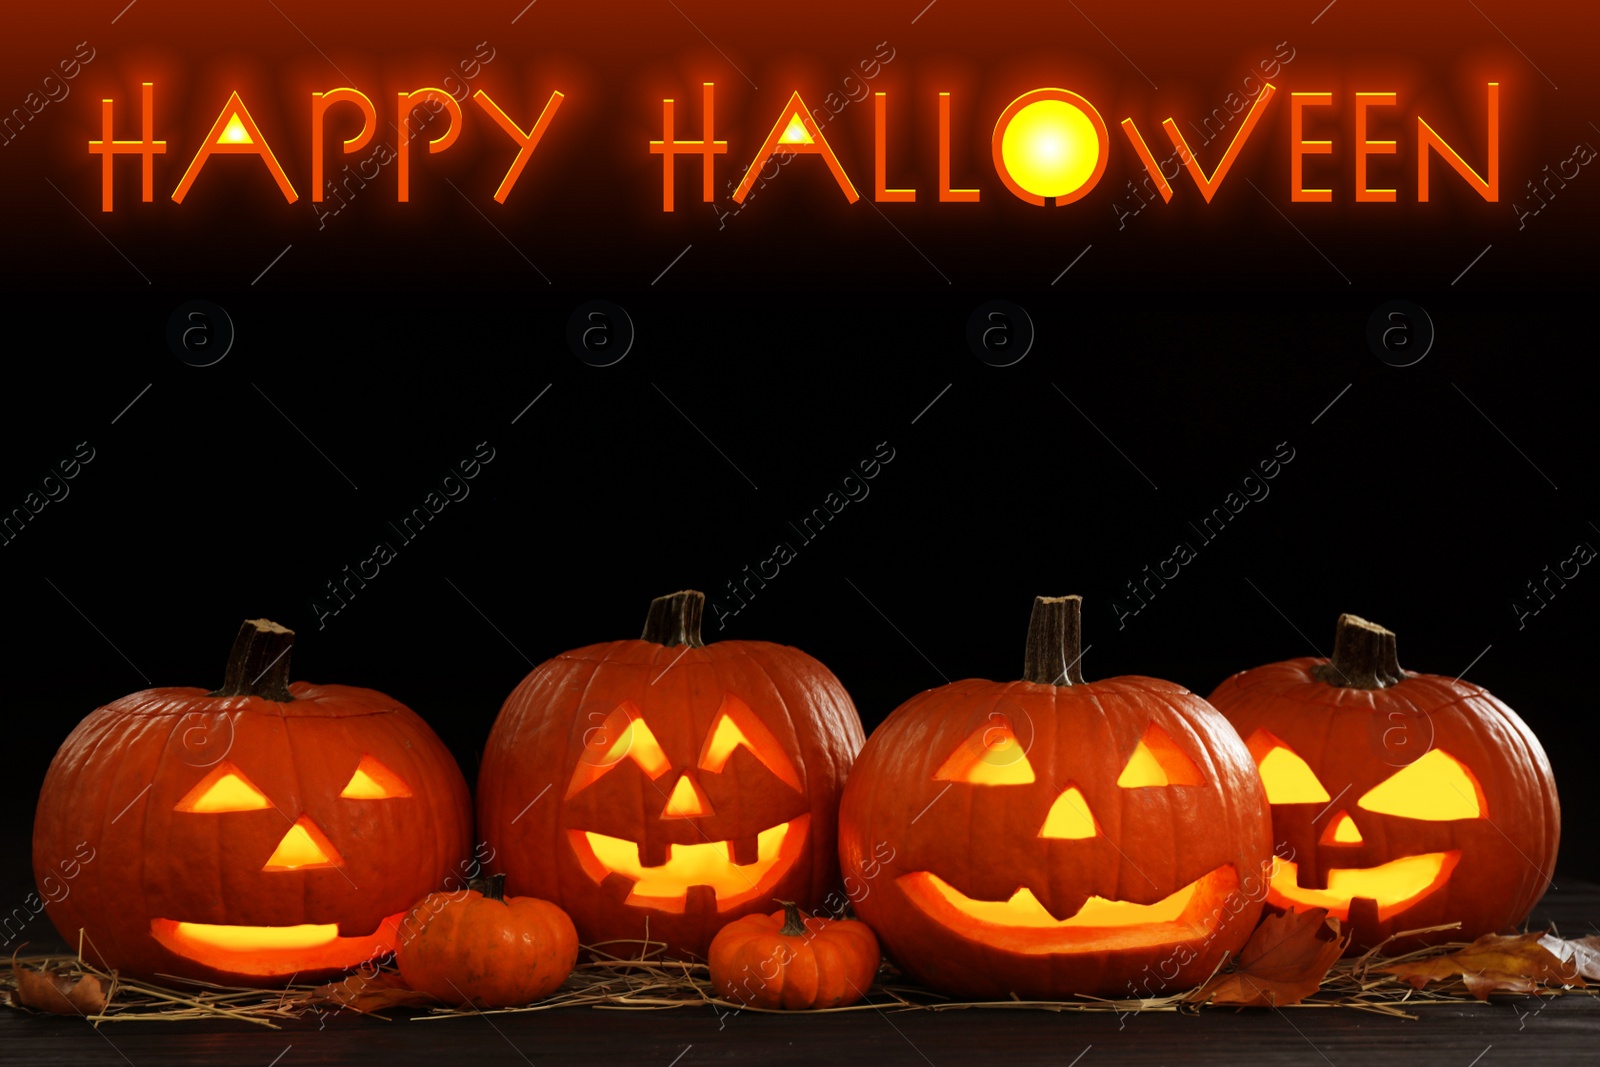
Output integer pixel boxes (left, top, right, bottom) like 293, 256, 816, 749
9, 965, 108, 1016
1380, 931, 1584, 1000
1187, 907, 1349, 1008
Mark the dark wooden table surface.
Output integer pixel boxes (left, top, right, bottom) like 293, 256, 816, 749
4, 872, 1597, 1067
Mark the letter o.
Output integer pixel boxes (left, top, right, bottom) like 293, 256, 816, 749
991, 88, 1110, 206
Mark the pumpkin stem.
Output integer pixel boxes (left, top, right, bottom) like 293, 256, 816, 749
207, 619, 295, 701
641, 590, 706, 648
1023, 595, 1085, 686
480, 873, 508, 904
1310, 613, 1405, 689
775, 899, 807, 937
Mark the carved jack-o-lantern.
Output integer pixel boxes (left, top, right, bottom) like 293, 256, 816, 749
31, 620, 473, 985
838, 597, 1273, 999
477, 591, 865, 959
1209, 614, 1560, 951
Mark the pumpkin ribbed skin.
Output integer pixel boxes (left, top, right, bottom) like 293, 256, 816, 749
478, 593, 864, 961
397, 886, 578, 1008
708, 904, 880, 1009
32, 681, 472, 985
1209, 654, 1560, 950
839, 674, 1272, 1000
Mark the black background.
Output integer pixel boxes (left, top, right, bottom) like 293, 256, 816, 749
3, 285, 1595, 889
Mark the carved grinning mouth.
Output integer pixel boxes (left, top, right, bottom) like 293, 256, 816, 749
150, 914, 403, 976
1266, 851, 1460, 922
567, 814, 809, 914
898, 865, 1241, 954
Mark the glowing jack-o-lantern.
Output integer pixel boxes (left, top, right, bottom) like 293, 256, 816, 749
838, 596, 1272, 1000
1209, 613, 1560, 951
32, 620, 472, 985
478, 590, 865, 959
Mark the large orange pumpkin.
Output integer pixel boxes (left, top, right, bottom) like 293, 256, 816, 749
31, 619, 473, 985
1208, 613, 1560, 951
838, 596, 1272, 1000
477, 590, 864, 960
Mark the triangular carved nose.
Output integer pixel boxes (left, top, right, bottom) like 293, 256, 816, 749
1039, 785, 1098, 839
660, 773, 714, 819
263, 816, 344, 871
1319, 810, 1364, 845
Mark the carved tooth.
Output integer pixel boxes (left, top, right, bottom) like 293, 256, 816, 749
1347, 896, 1383, 935
683, 885, 719, 914
600, 872, 638, 905
728, 834, 762, 866
1037, 887, 1089, 924
638, 836, 671, 869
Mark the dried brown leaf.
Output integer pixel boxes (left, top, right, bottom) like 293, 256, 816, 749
10, 966, 108, 1015
1380, 931, 1583, 1000
1188, 907, 1349, 1007
306, 969, 439, 1013
1537, 934, 1600, 982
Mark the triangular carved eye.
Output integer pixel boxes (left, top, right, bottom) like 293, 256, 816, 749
1116, 724, 1204, 787
175, 763, 271, 813
567, 702, 672, 798
697, 694, 802, 791
1245, 729, 1331, 804
340, 756, 412, 799
1358, 749, 1486, 820
934, 716, 1035, 785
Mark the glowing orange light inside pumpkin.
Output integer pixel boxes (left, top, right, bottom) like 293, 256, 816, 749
569, 814, 810, 913
1245, 730, 1331, 803
175, 763, 272, 813
1357, 749, 1485, 820
262, 816, 343, 871
934, 717, 1036, 784
1321, 811, 1364, 845
339, 755, 412, 799
150, 914, 404, 978
1039, 786, 1098, 839
896, 865, 1240, 955
919, 873, 1196, 927
1116, 724, 1204, 787
1267, 851, 1461, 921
696, 694, 803, 791
166, 920, 338, 952
661, 773, 712, 818
566, 702, 672, 797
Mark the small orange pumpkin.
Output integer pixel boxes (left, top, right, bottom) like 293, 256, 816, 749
396, 874, 579, 1008
708, 901, 880, 1009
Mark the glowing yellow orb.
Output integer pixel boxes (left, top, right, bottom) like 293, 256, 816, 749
779, 113, 813, 144
220, 114, 253, 145
999, 99, 1101, 199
